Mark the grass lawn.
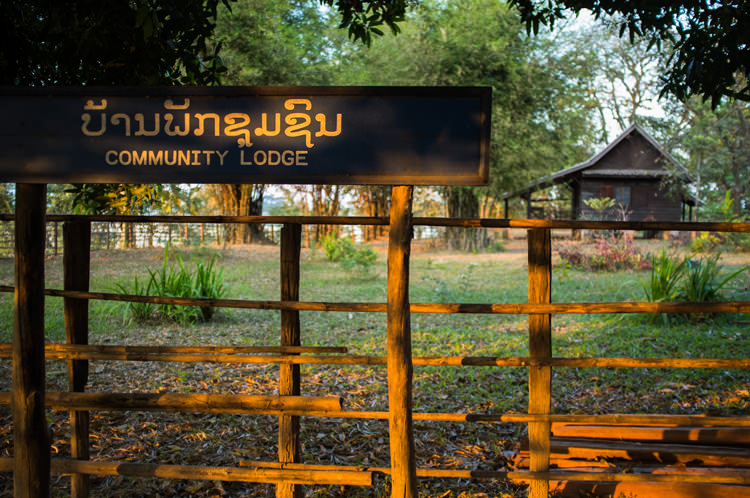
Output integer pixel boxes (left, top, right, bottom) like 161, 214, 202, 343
0, 235, 748, 497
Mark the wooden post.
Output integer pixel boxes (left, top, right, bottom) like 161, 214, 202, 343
387, 186, 418, 498
527, 229, 552, 498
64, 221, 91, 498
277, 223, 302, 498
13, 183, 49, 498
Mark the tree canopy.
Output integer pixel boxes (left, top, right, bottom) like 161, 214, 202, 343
328, 0, 749, 105
0, 0, 232, 86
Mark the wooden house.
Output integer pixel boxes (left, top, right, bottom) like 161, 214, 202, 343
502, 123, 697, 222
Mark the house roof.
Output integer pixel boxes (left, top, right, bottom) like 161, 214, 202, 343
502, 123, 693, 200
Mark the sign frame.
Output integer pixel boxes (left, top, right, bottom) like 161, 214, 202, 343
0, 86, 491, 186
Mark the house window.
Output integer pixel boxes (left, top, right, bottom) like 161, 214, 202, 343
599, 185, 630, 208
615, 186, 631, 208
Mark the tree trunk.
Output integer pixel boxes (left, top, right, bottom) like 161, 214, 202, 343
212, 185, 266, 244
358, 186, 390, 241
444, 187, 485, 251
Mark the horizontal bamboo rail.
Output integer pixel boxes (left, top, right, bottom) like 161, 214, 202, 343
0, 343, 347, 356
1, 213, 749, 232
0, 392, 342, 415
3, 457, 749, 486
1, 286, 748, 315
1, 344, 747, 370
0, 458, 373, 486
240, 461, 750, 484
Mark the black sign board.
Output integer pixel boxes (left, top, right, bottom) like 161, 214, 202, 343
0, 86, 490, 185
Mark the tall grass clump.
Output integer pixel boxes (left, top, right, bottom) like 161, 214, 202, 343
116, 244, 226, 324
642, 251, 747, 322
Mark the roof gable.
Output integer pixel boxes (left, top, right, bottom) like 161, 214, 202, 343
502, 123, 691, 199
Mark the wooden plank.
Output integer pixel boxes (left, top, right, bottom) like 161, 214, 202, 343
40, 344, 347, 354
48, 458, 373, 486
527, 228, 552, 498
63, 220, 91, 498
547, 480, 750, 498
2, 285, 749, 316
1, 346, 749, 371
12, 183, 49, 498
7, 286, 748, 316
39, 392, 342, 415
550, 424, 750, 445
278, 223, 302, 498
386, 185, 418, 498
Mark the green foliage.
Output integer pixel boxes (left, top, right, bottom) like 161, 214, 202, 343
118, 244, 226, 324
0, 1, 233, 86
321, 236, 377, 275
509, 0, 750, 104
681, 255, 747, 304
115, 275, 156, 323
319, 0, 407, 46
691, 193, 749, 252
213, 0, 334, 85
642, 250, 686, 303
642, 251, 748, 324
583, 196, 615, 220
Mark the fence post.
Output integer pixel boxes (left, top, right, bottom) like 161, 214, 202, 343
387, 185, 418, 498
64, 220, 91, 498
527, 228, 552, 498
13, 183, 49, 498
277, 223, 302, 498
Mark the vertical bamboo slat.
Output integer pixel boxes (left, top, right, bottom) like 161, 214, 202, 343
278, 223, 302, 498
387, 186, 418, 498
63, 221, 91, 498
12, 183, 49, 498
527, 229, 552, 498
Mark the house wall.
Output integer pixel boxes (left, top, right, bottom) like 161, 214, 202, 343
580, 178, 682, 222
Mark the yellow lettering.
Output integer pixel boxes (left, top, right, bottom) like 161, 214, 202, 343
315, 113, 342, 138
224, 113, 252, 147
295, 150, 308, 166
105, 150, 118, 165
254, 113, 281, 137
131, 150, 148, 165
148, 150, 163, 165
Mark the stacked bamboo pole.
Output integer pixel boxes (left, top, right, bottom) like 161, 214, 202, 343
278, 223, 303, 498
386, 186, 418, 497
12, 184, 49, 498
63, 221, 91, 498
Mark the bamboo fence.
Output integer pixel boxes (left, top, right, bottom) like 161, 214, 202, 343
1, 195, 749, 498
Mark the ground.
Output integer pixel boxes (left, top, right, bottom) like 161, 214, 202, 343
0, 232, 747, 497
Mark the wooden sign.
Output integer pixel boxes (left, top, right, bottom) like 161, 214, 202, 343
0, 86, 490, 185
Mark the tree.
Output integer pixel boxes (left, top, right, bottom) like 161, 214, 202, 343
678, 96, 750, 219
507, 0, 750, 106
327, 0, 750, 105
209, 0, 337, 243
0, 0, 231, 86
338, 0, 594, 249
559, 18, 676, 144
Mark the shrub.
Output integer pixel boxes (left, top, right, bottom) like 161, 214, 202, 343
557, 233, 650, 272
321, 235, 377, 274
